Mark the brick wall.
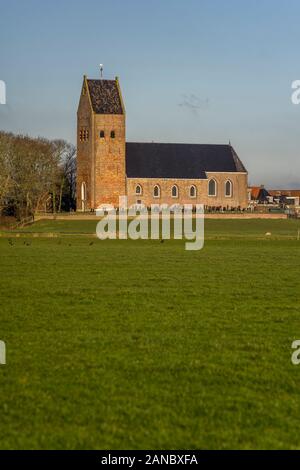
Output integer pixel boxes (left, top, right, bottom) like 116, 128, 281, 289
76, 81, 93, 210
94, 114, 126, 207
126, 172, 248, 208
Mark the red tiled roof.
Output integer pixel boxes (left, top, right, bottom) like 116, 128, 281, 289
268, 189, 300, 197
249, 187, 261, 200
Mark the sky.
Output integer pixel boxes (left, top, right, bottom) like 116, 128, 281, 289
0, 0, 300, 188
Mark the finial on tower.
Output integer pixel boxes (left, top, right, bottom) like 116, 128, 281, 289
99, 64, 104, 78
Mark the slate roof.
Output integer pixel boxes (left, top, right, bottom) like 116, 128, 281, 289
87, 79, 123, 114
125, 143, 247, 179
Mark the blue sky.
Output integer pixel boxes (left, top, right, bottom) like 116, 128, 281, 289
0, 0, 300, 187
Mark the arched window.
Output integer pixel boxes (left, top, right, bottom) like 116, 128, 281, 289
81, 182, 87, 211
110, 130, 115, 139
100, 130, 105, 138
171, 185, 179, 198
153, 185, 160, 198
225, 180, 233, 197
208, 179, 217, 196
135, 184, 142, 195
190, 185, 197, 198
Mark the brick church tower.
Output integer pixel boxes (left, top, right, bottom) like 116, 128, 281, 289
77, 76, 126, 210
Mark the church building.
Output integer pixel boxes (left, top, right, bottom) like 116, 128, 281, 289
77, 76, 248, 210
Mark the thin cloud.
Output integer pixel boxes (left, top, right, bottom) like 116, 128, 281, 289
178, 94, 210, 115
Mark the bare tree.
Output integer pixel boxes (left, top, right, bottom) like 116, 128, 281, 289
53, 140, 76, 213
0, 132, 13, 213
0, 131, 76, 220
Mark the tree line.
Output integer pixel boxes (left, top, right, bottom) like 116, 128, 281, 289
0, 131, 76, 220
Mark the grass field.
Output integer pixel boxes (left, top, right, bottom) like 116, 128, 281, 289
4, 217, 300, 239
0, 218, 300, 449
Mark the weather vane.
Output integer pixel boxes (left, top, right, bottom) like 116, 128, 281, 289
100, 64, 103, 78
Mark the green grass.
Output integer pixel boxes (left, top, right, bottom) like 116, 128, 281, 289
4, 217, 300, 239
0, 219, 300, 449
